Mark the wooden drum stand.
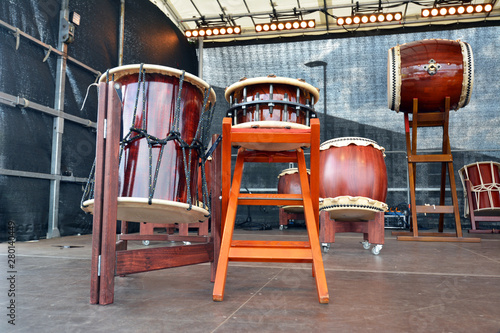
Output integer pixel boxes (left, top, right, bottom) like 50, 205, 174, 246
392, 98, 480, 242
89, 82, 221, 305
212, 117, 329, 303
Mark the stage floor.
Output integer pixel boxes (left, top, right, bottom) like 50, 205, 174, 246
1, 228, 499, 332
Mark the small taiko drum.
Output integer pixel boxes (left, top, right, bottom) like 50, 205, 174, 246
277, 168, 310, 213
225, 75, 319, 151
319, 137, 388, 221
388, 39, 474, 113
82, 64, 216, 224
459, 162, 500, 217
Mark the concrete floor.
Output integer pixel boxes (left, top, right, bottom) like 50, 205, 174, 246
1, 227, 499, 333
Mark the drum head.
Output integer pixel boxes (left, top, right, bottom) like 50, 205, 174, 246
82, 198, 209, 224
320, 137, 385, 155
99, 64, 216, 105
320, 196, 388, 222
282, 205, 305, 213
225, 76, 320, 103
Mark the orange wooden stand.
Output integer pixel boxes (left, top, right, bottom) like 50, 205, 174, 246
212, 117, 329, 304
392, 98, 480, 243
90, 82, 220, 305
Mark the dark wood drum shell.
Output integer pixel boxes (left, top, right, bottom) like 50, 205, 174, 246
388, 39, 474, 113
225, 76, 319, 126
319, 138, 388, 203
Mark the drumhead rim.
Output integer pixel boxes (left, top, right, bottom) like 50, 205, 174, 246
81, 197, 210, 224
459, 161, 500, 175
320, 137, 385, 153
320, 196, 388, 212
98, 64, 216, 104
277, 168, 310, 178
224, 76, 320, 104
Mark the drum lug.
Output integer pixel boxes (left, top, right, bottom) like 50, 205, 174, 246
423, 59, 441, 75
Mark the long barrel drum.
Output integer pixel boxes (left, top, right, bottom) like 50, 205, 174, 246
388, 38, 474, 113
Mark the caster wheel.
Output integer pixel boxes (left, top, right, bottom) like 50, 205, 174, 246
361, 240, 371, 250
183, 241, 191, 245
142, 240, 150, 246
321, 243, 330, 253
371, 244, 383, 255
279, 225, 284, 231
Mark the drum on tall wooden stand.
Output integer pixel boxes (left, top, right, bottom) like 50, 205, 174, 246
83, 64, 218, 305
319, 137, 388, 255
459, 162, 500, 233
388, 39, 480, 243
277, 167, 310, 230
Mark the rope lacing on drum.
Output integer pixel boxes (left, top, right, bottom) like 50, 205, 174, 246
81, 159, 96, 208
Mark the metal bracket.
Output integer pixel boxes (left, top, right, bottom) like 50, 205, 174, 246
423, 59, 441, 75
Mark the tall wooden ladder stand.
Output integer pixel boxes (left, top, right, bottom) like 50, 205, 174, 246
393, 97, 480, 243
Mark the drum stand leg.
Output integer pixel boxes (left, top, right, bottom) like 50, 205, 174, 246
90, 82, 220, 304
320, 211, 385, 254
212, 117, 328, 303
392, 98, 480, 243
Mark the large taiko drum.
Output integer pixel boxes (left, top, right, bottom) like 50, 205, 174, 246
388, 39, 474, 113
459, 162, 500, 217
225, 75, 319, 151
277, 168, 310, 213
82, 64, 216, 224
319, 137, 388, 221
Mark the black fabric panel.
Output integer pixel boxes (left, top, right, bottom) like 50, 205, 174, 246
122, 0, 198, 75
0, 104, 53, 174
0, 177, 50, 241
0, 0, 198, 241
58, 182, 93, 237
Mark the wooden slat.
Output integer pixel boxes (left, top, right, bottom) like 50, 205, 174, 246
231, 240, 311, 248
90, 82, 108, 304
98, 82, 122, 305
415, 205, 455, 214
408, 154, 453, 163
228, 247, 313, 262
397, 236, 481, 243
237, 193, 303, 206
116, 243, 214, 275
118, 234, 211, 242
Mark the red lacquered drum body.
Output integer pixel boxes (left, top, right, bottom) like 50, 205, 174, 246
83, 64, 215, 224
459, 162, 500, 216
319, 137, 388, 221
388, 39, 474, 113
277, 168, 310, 213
